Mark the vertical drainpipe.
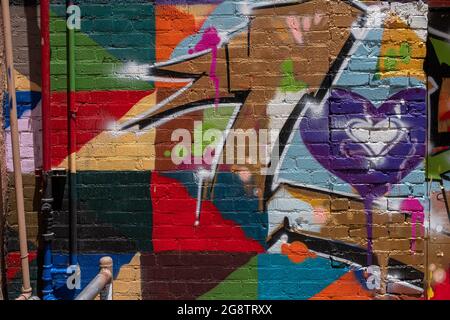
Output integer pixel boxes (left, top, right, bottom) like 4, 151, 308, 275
67, 0, 78, 268
1, 0, 33, 299
40, 0, 57, 300
41, 2, 50, 171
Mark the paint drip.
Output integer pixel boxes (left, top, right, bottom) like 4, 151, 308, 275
189, 27, 221, 107
400, 198, 425, 252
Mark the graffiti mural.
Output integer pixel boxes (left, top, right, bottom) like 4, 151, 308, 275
426, 6, 450, 300
3, 0, 449, 300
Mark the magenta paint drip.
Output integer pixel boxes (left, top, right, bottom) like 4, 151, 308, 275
189, 27, 221, 107
401, 198, 425, 253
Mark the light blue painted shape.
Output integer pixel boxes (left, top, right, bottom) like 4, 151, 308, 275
258, 254, 349, 300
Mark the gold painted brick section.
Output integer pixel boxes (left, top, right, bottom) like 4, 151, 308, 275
116, 267, 140, 282
113, 281, 142, 296
349, 226, 389, 239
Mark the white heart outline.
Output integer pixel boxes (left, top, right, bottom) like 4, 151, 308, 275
346, 117, 405, 157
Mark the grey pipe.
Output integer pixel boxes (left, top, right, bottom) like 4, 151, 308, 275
75, 257, 113, 300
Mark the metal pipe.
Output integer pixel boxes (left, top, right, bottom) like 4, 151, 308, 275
1, 0, 33, 299
39, 0, 58, 300
66, 0, 78, 267
440, 180, 450, 222
75, 257, 113, 300
41, 0, 51, 172
41, 171, 57, 300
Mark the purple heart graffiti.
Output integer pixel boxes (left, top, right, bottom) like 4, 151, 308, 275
300, 88, 426, 265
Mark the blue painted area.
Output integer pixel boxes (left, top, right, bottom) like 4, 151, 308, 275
257, 254, 349, 300
338, 71, 369, 86
52, 253, 134, 300
213, 172, 268, 246
431, 179, 450, 192
2, 91, 41, 129
353, 268, 371, 291
279, 130, 355, 196
162, 171, 268, 247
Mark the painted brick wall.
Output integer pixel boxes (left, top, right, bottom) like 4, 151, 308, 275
2, 0, 450, 300
426, 4, 450, 300
0, 13, 6, 300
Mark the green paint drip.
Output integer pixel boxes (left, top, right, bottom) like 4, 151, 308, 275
280, 59, 308, 93
384, 48, 398, 72
399, 42, 411, 64
198, 256, 258, 300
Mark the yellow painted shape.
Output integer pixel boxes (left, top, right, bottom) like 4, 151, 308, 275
378, 14, 426, 82
286, 186, 330, 213
113, 253, 142, 300
175, 4, 217, 29
15, 69, 41, 91
427, 270, 434, 300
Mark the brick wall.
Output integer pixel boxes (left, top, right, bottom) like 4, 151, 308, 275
4, 174, 40, 297
2, 0, 450, 300
0, 9, 6, 300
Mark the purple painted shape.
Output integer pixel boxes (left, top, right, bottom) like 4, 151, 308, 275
300, 88, 426, 264
401, 198, 425, 252
300, 88, 426, 197
189, 27, 221, 107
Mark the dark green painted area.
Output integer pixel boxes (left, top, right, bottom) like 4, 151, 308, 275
428, 150, 450, 180
51, 2, 155, 62
430, 37, 450, 66
53, 171, 153, 253
50, 1, 155, 91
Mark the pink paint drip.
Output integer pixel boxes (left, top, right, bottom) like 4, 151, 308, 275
189, 27, 221, 107
401, 198, 425, 252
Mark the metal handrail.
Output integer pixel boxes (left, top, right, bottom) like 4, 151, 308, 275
75, 257, 113, 300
